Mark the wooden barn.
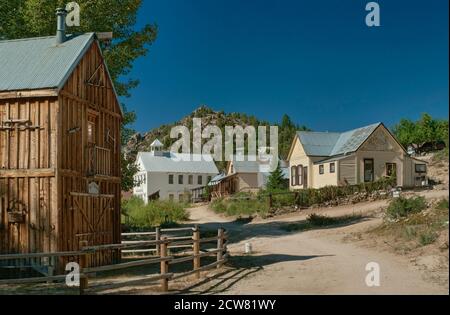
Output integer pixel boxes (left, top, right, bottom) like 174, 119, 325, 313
0, 9, 122, 271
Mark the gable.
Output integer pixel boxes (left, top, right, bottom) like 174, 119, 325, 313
61, 41, 123, 117
358, 124, 405, 153
287, 135, 308, 161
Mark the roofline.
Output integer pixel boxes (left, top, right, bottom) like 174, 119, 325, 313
0, 89, 59, 99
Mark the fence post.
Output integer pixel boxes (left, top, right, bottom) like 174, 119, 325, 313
217, 228, 224, 269
268, 193, 273, 208
160, 236, 169, 292
79, 252, 88, 295
155, 227, 161, 256
193, 226, 201, 279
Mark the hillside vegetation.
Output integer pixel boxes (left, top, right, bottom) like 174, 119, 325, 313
125, 106, 309, 171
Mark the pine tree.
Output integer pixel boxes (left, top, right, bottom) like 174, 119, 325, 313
266, 164, 287, 191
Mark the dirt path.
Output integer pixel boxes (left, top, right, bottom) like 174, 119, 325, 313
183, 190, 449, 295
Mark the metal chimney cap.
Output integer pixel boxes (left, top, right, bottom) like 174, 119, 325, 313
56, 7, 67, 15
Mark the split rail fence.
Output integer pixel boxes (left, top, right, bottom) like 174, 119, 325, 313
0, 226, 229, 294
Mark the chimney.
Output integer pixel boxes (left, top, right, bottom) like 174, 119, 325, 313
55, 8, 67, 45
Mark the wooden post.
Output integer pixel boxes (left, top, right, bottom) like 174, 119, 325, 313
193, 226, 201, 279
268, 193, 273, 208
155, 227, 161, 256
217, 228, 224, 269
160, 236, 169, 292
79, 253, 88, 295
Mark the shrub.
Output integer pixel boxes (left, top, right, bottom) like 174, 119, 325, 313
210, 196, 269, 217
419, 230, 438, 246
386, 196, 427, 219
122, 197, 189, 230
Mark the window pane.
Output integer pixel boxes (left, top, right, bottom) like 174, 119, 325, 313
179, 175, 183, 184
169, 175, 174, 184
319, 165, 324, 175
330, 163, 335, 173
198, 176, 203, 185
188, 175, 193, 185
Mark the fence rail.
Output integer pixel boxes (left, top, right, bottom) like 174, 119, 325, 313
0, 226, 229, 294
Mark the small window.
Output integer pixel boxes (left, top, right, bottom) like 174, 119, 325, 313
169, 175, 174, 185
319, 165, 324, 175
291, 166, 297, 186
297, 165, 303, 186
330, 163, 336, 174
198, 176, 203, 185
188, 175, 193, 185
415, 164, 427, 173
178, 175, 184, 185
169, 194, 174, 201
87, 121, 96, 144
207, 176, 212, 184
364, 159, 374, 183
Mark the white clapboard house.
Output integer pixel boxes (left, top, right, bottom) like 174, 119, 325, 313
133, 140, 219, 203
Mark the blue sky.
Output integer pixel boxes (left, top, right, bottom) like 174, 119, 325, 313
121, 0, 449, 133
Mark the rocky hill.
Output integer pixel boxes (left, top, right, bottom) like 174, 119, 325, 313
124, 106, 308, 171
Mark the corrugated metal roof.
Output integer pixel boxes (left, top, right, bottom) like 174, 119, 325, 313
0, 33, 95, 92
298, 123, 382, 157
137, 152, 219, 174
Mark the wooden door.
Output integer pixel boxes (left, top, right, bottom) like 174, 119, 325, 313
68, 193, 115, 267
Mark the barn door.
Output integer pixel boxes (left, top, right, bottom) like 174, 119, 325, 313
68, 193, 115, 267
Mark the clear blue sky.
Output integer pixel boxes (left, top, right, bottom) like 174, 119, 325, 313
120, 0, 449, 133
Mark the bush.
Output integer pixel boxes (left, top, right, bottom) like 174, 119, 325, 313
386, 196, 427, 219
210, 195, 269, 217
122, 197, 189, 230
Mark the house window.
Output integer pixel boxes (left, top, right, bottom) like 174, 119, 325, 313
169, 194, 174, 201
297, 165, 303, 186
291, 166, 297, 186
330, 163, 336, 174
207, 176, 212, 184
169, 175, 174, 185
198, 176, 203, 185
364, 159, 374, 182
319, 165, 324, 175
386, 163, 397, 177
188, 175, 193, 185
415, 164, 427, 173
178, 175, 184, 185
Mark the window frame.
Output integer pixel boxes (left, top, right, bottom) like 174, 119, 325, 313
297, 165, 303, 186
364, 159, 375, 183
291, 166, 297, 186
330, 163, 336, 174
319, 164, 324, 175
415, 164, 427, 174
188, 175, 193, 185
178, 174, 184, 185
168, 174, 174, 185
198, 175, 203, 185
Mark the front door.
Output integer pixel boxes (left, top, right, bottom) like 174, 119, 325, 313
386, 163, 397, 185
364, 159, 374, 182
303, 167, 308, 188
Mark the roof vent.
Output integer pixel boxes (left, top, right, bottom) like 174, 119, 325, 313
55, 8, 67, 45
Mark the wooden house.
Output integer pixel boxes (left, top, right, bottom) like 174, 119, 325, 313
0, 9, 122, 270
287, 123, 428, 190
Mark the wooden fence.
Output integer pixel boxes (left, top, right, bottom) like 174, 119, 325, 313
0, 226, 229, 294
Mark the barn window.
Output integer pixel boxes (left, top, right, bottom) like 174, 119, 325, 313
319, 165, 324, 175
291, 166, 297, 186
87, 112, 98, 144
330, 163, 336, 173
297, 165, 303, 185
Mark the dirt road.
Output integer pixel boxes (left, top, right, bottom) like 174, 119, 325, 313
184, 190, 449, 295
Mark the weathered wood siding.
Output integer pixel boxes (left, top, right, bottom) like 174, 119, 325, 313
58, 41, 122, 266
0, 98, 59, 255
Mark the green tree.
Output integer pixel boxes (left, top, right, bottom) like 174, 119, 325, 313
0, 0, 158, 191
266, 164, 287, 191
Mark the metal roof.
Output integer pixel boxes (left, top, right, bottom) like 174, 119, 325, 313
137, 152, 219, 174
297, 123, 382, 157
0, 33, 95, 92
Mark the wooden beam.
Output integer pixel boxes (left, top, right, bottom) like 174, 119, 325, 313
0, 168, 55, 178
0, 89, 58, 100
